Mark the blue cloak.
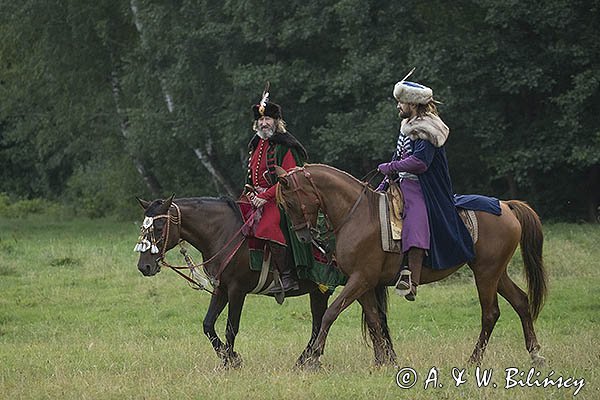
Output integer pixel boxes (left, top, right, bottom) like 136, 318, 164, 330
411, 139, 475, 269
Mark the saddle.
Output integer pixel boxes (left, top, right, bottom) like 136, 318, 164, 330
379, 182, 404, 253
378, 182, 479, 254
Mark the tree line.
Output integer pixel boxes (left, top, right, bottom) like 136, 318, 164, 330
1, 0, 598, 221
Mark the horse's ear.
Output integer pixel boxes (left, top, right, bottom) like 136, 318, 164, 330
278, 175, 290, 189
274, 165, 287, 177
137, 197, 150, 210
164, 193, 175, 209
275, 165, 290, 188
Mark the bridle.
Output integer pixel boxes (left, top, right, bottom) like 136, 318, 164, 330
134, 203, 182, 259
284, 168, 326, 232
282, 167, 368, 237
135, 202, 256, 293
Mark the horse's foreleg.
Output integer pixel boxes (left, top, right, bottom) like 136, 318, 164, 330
203, 291, 229, 360
470, 271, 501, 365
222, 289, 247, 369
299, 274, 371, 370
497, 273, 545, 367
296, 288, 329, 368
358, 288, 396, 367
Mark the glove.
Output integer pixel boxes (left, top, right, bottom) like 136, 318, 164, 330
250, 194, 267, 208
375, 182, 388, 192
378, 161, 398, 176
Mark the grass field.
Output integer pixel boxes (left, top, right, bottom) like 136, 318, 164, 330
0, 216, 598, 399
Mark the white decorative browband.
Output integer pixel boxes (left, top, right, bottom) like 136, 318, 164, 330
133, 216, 162, 254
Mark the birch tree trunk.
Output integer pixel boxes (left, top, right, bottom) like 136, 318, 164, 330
129, 0, 236, 197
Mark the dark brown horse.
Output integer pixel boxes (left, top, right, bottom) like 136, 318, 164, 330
276, 163, 547, 369
135, 195, 331, 368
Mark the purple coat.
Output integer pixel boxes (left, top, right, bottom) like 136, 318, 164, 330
380, 139, 475, 269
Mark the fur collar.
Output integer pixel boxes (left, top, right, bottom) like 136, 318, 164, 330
248, 131, 308, 160
400, 113, 449, 147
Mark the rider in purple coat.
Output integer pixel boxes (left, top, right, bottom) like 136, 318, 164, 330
377, 74, 474, 301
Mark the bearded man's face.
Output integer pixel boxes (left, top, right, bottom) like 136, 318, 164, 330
397, 102, 414, 119
257, 116, 276, 138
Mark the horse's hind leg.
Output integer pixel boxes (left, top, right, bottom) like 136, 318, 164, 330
298, 274, 372, 370
203, 291, 229, 362
470, 268, 501, 365
497, 272, 545, 366
374, 285, 396, 366
296, 289, 329, 368
357, 288, 396, 367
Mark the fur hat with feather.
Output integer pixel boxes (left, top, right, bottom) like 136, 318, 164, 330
393, 68, 434, 105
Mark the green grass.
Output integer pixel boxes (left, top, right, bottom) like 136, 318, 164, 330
0, 217, 599, 399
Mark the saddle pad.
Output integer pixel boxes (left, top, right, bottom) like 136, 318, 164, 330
387, 182, 404, 240
378, 193, 403, 253
378, 193, 478, 251
458, 209, 479, 244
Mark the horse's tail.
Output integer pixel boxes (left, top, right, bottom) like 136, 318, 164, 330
506, 200, 547, 320
361, 284, 391, 344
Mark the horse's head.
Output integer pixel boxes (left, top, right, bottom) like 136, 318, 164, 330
134, 194, 181, 276
275, 166, 321, 244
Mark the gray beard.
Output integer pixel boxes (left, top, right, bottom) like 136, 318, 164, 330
257, 127, 275, 139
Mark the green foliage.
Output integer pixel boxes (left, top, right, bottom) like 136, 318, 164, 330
1, 0, 598, 220
64, 154, 148, 218
0, 193, 8, 215
0, 193, 63, 218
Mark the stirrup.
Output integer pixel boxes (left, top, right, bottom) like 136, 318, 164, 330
268, 270, 286, 305
395, 269, 412, 296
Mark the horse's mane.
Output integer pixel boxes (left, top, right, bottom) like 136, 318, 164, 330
150, 196, 244, 223
299, 163, 380, 221
306, 163, 379, 198
305, 163, 366, 185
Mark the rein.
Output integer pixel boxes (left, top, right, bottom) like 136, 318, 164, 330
333, 184, 367, 234
141, 202, 256, 292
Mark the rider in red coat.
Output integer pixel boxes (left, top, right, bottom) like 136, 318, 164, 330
242, 86, 308, 302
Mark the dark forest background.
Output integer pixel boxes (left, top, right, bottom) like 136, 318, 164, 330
1, 0, 598, 221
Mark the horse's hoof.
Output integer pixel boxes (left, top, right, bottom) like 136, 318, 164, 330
228, 352, 243, 369
294, 358, 306, 370
531, 354, 546, 368
468, 356, 482, 366
303, 361, 322, 372
219, 352, 243, 370
295, 356, 321, 371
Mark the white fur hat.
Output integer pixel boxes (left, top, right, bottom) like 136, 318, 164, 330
393, 81, 433, 104
393, 68, 433, 104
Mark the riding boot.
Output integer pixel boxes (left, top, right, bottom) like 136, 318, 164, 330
267, 243, 299, 303
395, 247, 424, 301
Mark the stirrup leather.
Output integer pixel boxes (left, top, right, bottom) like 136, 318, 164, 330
395, 269, 412, 296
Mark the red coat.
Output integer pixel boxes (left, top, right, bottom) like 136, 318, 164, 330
244, 137, 297, 244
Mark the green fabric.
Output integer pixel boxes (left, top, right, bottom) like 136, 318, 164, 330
249, 250, 266, 272
248, 207, 348, 294
295, 212, 347, 293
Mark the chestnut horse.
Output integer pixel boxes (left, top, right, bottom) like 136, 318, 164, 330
275, 163, 547, 369
135, 196, 331, 368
